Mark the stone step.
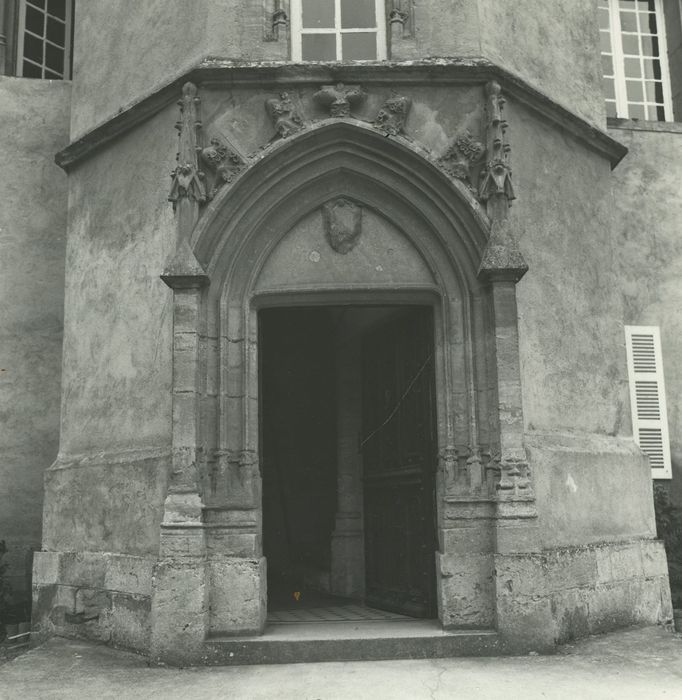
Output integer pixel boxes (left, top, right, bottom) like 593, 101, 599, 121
204, 620, 500, 665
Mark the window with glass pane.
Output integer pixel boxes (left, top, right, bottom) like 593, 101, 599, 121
16, 0, 73, 79
598, 0, 672, 120
292, 0, 387, 61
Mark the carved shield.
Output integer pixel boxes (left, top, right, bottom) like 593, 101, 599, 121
322, 199, 362, 254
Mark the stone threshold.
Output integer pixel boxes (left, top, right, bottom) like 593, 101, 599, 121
203, 621, 500, 665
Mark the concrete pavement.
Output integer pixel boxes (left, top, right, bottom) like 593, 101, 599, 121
1, 625, 681, 699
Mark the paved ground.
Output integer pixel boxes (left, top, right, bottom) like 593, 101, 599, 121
1, 626, 681, 699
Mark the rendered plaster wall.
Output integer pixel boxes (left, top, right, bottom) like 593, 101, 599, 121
69, 0, 290, 139
477, 0, 606, 126
510, 100, 627, 438
44, 105, 178, 557
528, 433, 655, 549
0, 77, 70, 598
506, 99, 660, 544
69, 0, 210, 139
607, 125, 682, 503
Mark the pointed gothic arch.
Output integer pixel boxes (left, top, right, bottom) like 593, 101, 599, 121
155, 118, 533, 653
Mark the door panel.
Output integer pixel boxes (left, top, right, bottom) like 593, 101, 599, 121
362, 307, 437, 617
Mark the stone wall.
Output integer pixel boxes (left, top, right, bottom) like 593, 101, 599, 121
32, 551, 153, 652
496, 539, 671, 650
608, 123, 682, 505
0, 77, 70, 600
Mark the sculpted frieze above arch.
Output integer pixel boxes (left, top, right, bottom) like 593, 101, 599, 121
169, 79, 516, 220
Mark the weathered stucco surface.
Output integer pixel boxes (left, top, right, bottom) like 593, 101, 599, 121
529, 432, 655, 548
70, 0, 293, 139
478, 0, 605, 126
69, 0, 210, 139
510, 100, 628, 438
45, 106, 178, 555
608, 125, 682, 502
0, 77, 71, 597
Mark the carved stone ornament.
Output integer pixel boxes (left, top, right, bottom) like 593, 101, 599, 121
479, 81, 515, 207
389, 0, 412, 38
389, 8, 409, 26
497, 456, 532, 497
199, 136, 246, 198
264, 0, 288, 41
265, 92, 304, 139
438, 130, 485, 185
314, 83, 366, 118
168, 82, 206, 208
374, 92, 412, 136
478, 218, 528, 282
439, 445, 458, 484
322, 198, 363, 254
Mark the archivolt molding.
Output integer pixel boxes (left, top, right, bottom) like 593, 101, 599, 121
192, 118, 489, 294
160, 82, 536, 517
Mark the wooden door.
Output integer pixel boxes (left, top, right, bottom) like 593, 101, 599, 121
361, 307, 437, 617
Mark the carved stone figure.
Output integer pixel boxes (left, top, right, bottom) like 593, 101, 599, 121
438, 130, 485, 185
168, 163, 206, 206
322, 198, 363, 254
265, 92, 304, 139
314, 83, 366, 118
200, 136, 246, 198
439, 445, 458, 484
168, 82, 206, 208
374, 92, 412, 136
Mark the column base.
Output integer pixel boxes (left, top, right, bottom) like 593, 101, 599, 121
330, 526, 364, 599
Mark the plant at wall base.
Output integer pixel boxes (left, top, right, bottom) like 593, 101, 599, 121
653, 484, 682, 609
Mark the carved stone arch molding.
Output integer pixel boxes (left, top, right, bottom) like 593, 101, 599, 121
152, 119, 537, 662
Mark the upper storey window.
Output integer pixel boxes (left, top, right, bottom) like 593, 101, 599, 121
16, 0, 73, 79
291, 0, 387, 61
599, 0, 673, 120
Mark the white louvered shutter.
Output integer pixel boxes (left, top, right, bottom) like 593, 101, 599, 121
625, 326, 672, 479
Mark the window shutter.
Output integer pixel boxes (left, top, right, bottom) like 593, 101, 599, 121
625, 326, 672, 479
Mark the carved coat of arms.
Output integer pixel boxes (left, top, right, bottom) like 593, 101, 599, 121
322, 199, 363, 254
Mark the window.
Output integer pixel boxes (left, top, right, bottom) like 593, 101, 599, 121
599, 0, 673, 120
16, 0, 73, 79
291, 0, 387, 62
625, 326, 672, 478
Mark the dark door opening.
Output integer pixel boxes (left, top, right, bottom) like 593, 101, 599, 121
361, 307, 437, 618
260, 307, 338, 611
260, 305, 437, 618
